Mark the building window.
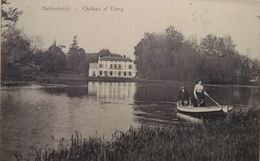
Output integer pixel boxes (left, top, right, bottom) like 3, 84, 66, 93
119, 64, 122, 69
99, 64, 103, 68
104, 71, 108, 76
118, 71, 121, 76
110, 64, 113, 69
129, 72, 132, 76
105, 64, 107, 68
128, 65, 132, 69
93, 71, 96, 77
99, 71, 103, 76
123, 72, 127, 76
110, 71, 113, 76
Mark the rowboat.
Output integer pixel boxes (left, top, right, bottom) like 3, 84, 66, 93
176, 102, 233, 117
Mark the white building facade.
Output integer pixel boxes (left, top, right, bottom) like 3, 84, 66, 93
89, 56, 136, 78
89, 63, 99, 77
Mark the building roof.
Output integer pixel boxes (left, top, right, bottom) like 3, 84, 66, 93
99, 56, 133, 62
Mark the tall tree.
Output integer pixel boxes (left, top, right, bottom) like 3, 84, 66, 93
1, 1, 38, 81
67, 36, 87, 73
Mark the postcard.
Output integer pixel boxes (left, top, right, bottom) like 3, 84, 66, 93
1, 0, 259, 161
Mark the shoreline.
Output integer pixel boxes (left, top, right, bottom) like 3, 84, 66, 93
2, 76, 260, 88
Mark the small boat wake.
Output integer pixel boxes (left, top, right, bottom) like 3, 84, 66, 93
177, 112, 203, 123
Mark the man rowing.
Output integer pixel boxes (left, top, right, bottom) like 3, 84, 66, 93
193, 80, 208, 107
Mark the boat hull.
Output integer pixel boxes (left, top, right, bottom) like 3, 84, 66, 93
176, 103, 233, 118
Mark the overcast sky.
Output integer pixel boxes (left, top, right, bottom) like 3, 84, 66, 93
7, 0, 260, 60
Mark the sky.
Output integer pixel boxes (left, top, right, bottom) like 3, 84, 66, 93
6, 0, 260, 60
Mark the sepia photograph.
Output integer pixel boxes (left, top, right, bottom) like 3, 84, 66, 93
1, 0, 259, 161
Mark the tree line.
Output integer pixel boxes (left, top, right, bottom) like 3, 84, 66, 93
1, 0, 124, 81
32, 38, 121, 73
2, 1, 260, 84
2, 29, 117, 79
134, 26, 260, 84
33, 36, 88, 73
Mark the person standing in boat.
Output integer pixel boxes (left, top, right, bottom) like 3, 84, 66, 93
193, 80, 208, 107
178, 86, 191, 106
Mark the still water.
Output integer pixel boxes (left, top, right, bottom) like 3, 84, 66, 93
1, 82, 259, 161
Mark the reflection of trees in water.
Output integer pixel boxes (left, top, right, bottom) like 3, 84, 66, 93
42, 87, 88, 98
247, 87, 260, 106
205, 86, 260, 107
134, 84, 181, 103
133, 84, 180, 125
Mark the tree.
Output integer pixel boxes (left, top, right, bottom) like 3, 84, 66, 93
67, 36, 87, 73
2, 26, 31, 65
2, 23, 41, 79
1, 0, 22, 28
33, 41, 67, 73
199, 35, 247, 83
134, 26, 259, 84
1, 1, 43, 81
97, 49, 112, 57
1, 0, 27, 65
134, 27, 200, 80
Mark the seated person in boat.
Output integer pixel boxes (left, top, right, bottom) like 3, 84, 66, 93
178, 86, 191, 106
193, 80, 208, 107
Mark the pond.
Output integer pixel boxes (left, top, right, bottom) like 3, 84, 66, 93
1, 81, 259, 161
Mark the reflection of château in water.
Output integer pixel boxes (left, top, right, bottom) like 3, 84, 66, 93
89, 56, 137, 78
88, 82, 136, 103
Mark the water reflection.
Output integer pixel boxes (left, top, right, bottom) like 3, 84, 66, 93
1, 82, 259, 161
88, 82, 136, 104
42, 86, 89, 98
205, 86, 260, 107
134, 83, 179, 103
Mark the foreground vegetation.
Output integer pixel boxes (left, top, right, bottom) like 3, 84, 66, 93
16, 109, 258, 161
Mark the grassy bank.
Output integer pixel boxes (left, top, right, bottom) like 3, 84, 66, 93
15, 109, 258, 161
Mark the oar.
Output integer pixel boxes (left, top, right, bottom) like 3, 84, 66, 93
204, 93, 223, 109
